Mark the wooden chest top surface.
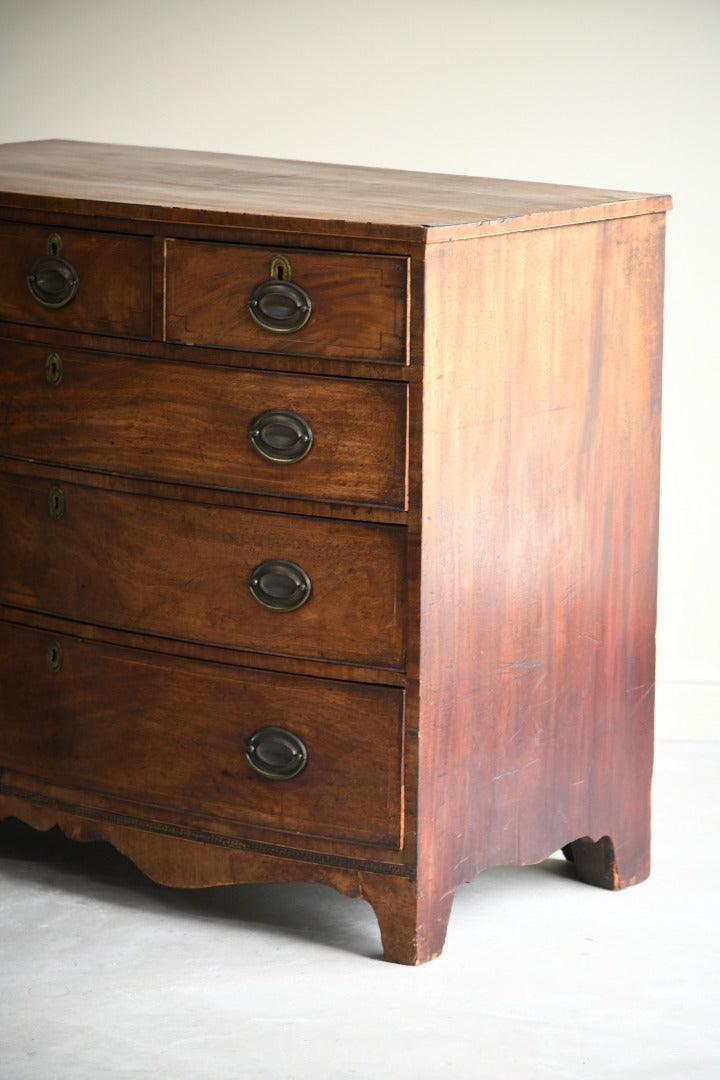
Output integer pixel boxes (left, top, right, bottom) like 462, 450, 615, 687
0, 139, 670, 242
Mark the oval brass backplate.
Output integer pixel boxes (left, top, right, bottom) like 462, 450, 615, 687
248, 559, 312, 612
249, 409, 313, 463
245, 726, 308, 780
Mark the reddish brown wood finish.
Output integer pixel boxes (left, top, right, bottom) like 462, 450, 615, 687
0, 220, 152, 337
0, 141, 669, 963
0, 469, 407, 669
0, 621, 404, 849
0, 339, 408, 508
166, 241, 407, 362
412, 213, 665, 954
0, 140, 670, 243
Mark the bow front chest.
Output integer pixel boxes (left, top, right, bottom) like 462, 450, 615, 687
0, 141, 670, 963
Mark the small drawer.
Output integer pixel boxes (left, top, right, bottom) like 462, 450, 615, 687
0, 221, 152, 338
0, 622, 404, 848
0, 472, 406, 669
165, 240, 407, 363
0, 340, 408, 509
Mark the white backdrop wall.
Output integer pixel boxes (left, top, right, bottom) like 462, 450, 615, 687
1, 0, 717, 739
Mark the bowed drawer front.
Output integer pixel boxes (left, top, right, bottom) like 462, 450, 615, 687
0, 622, 405, 849
0, 339, 408, 507
0, 140, 669, 964
0, 471, 406, 668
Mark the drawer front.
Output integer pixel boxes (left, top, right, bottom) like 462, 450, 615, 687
0, 221, 152, 338
0, 622, 404, 848
0, 473, 406, 669
165, 240, 407, 363
0, 340, 408, 509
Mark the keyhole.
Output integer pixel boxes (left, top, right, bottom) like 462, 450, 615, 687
46, 640, 63, 672
48, 485, 65, 519
46, 232, 63, 257
269, 255, 291, 282
45, 352, 63, 386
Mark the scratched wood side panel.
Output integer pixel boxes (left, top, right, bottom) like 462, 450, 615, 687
418, 213, 665, 897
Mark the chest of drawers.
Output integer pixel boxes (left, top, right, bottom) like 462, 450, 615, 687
0, 141, 670, 963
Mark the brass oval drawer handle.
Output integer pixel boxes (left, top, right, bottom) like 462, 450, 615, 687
28, 255, 79, 308
249, 409, 313, 463
249, 559, 311, 612
248, 279, 312, 333
245, 726, 308, 780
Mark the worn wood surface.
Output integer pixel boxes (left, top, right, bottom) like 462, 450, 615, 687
0, 140, 670, 242
0, 792, 412, 907
0, 339, 408, 509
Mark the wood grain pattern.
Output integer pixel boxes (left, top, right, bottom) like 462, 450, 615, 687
0, 142, 669, 963
166, 240, 407, 362
0, 340, 408, 508
0, 471, 407, 669
0, 140, 670, 243
0, 220, 152, 337
411, 211, 665, 956
0, 621, 405, 849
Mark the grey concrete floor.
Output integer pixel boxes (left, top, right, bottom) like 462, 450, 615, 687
1, 741, 718, 1079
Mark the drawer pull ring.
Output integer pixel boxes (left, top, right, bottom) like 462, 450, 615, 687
248, 256, 312, 333
249, 409, 313, 463
28, 255, 79, 309
249, 558, 312, 612
245, 726, 308, 780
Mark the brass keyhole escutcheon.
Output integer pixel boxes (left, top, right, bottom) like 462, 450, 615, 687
45, 352, 63, 386
46, 233, 63, 257
48, 485, 65, 519
269, 254, 292, 282
46, 639, 63, 673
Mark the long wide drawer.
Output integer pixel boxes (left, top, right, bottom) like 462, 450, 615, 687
0, 621, 404, 848
0, 472, 406, 669
0, 221, 152, 338
165, 240, 407, 363
0, 340, 408, 509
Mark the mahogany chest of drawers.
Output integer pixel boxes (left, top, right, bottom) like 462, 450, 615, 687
0, 141, 670, 963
